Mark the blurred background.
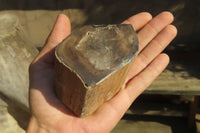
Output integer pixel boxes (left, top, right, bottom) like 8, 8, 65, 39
0, 0, 199, 133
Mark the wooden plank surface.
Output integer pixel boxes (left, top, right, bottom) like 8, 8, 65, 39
145, 52, 200, 96
127, 101, 189, 117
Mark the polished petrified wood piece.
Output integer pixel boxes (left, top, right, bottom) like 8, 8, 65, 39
55, 24, 138, 117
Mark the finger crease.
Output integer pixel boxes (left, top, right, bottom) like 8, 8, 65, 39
146, 22, 159, 34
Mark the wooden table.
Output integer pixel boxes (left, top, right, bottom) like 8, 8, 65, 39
142, 53, 200, 131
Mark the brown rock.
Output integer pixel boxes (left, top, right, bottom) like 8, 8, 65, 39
55, 24, 138, 117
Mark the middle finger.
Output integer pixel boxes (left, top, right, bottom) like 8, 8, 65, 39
137, 11, 174, 52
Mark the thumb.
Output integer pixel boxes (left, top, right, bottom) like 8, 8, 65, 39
46, 14, 71, 49
34, 14, 71, 62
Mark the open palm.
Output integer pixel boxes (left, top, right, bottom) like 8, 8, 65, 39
27, 12, 177, 133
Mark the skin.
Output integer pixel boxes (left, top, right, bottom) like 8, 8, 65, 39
27, 11, 177, 133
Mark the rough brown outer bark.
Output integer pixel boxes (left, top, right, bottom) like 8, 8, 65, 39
55, 58, 86, 116
55, 55, 135, 117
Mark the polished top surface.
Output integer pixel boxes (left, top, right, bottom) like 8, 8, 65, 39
56, 24, 138, 86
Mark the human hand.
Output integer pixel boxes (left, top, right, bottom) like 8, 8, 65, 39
27, 12, 177, 133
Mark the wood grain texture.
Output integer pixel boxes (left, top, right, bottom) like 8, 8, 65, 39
145, 69, 200, 95
55, 57, 134, 117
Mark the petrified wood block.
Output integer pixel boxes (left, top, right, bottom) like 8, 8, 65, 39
55, 24, 138, 117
